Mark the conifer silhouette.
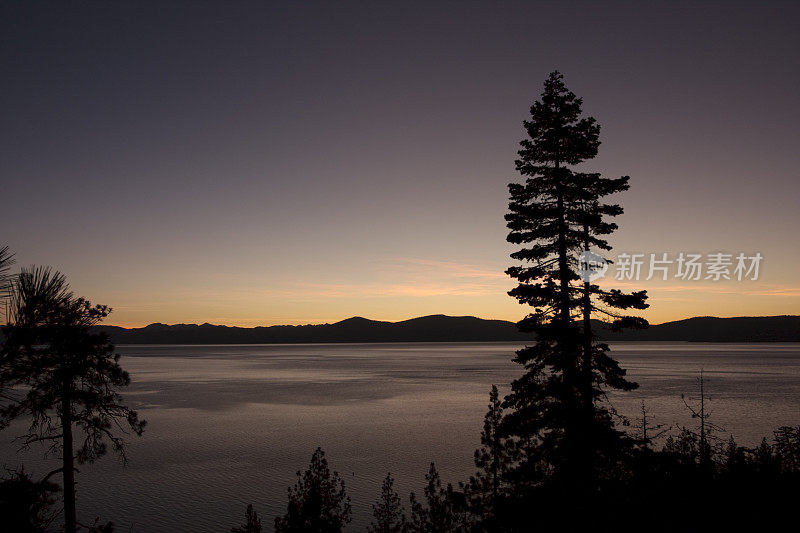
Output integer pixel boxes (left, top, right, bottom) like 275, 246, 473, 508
464, 385, 514, 529
232, 504, 262, 533
0, 267, 145, 533
368, 473, 406, 533
408, 463, 463, 533
275, 447, 351, 533
502, 71, 648, 492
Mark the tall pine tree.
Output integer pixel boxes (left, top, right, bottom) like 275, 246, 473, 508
502, 72, 648, 495
0, 267, 146, 533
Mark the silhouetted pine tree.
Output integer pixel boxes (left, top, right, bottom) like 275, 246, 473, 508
232, 504, 262, 533
275, 447, 351, 533
464, 385, 514, 529
0, 267, 146, 533
573, 173, 648, 422
723, 435, 748, 473
752, 437, 780, 474
368, 473, 406, 533
408, 463, 465, 533
502, 71, 648, 493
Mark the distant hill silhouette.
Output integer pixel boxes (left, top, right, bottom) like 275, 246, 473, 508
598, 315, 800, 342
93, 315, 800, 344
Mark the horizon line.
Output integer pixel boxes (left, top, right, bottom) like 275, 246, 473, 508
103, 313, 800, 330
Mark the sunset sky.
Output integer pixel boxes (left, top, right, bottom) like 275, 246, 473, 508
2, 1, 798, 328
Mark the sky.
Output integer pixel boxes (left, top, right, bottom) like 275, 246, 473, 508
1, 1, 798, 327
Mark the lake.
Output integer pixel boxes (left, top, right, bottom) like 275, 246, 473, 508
2, 342, 799, 532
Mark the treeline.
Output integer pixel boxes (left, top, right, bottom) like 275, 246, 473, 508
229, 389, 800, 533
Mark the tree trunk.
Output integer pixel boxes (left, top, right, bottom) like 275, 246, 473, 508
62, 381, 76, 533
554, 159, 581, 483
580, 221, 595, 485
554, 163, 572, 338
581, 220, 594, 415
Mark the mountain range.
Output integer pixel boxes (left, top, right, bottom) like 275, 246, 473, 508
94, 315, 800, 344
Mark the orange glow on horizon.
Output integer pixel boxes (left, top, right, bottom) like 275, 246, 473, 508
103, 281, 800, 329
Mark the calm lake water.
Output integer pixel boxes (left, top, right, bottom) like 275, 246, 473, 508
2, 342, 799, 532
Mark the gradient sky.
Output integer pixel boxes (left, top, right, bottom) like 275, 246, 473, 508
2, 1, 798, 327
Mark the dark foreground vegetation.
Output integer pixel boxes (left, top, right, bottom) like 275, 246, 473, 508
229, 403, 800, 533
2, 73, 798, 532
